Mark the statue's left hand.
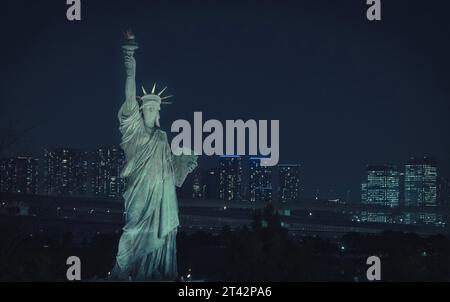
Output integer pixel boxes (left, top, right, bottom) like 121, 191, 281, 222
187, 158, 198, 173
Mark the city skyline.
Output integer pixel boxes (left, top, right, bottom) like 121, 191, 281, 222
1, 145, 448, 206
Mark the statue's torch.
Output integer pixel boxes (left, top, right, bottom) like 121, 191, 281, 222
122, 30, 139, 56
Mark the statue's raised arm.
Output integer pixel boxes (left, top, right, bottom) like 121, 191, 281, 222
123, 55, 136, 111
120, 30, 139, 117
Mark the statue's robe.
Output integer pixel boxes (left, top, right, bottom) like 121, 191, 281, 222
111, 102, 189, 281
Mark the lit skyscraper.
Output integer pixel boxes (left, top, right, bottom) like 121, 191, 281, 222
278, 164, 301, 203
191, 168, 204, 199
249, 158, 272, 202
361, 181, 368, 204
219, 155, 243, 201
92, 146, 126, 198
404, 157, 438, 206
43, 148, 89, 196
361, 165, 399, 207
0, 157, 38, 194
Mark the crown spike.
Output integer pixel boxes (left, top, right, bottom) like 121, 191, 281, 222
151, 83, 156, 94
158, 86, 167, 96
161, 95, 173, 100
142, 86, 147, 95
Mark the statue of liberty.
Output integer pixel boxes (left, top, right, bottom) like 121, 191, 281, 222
111, 31, 197, 281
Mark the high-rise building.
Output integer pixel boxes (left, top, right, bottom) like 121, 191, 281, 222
0, 157, 38, 194
404, 157, 437, 207
361, 165, 400, 207
219, 155, 243, 201
204, 168, 219, 199
361, 181, 367, 204
437, 177, 450, 206
92, 146, 126, 198
43, 148, 89, 196
191, 168, 204, 199
278, 164, 301, 203
249, 158, 272, 202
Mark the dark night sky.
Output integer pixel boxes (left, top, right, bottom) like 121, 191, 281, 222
1, 0, 449, 200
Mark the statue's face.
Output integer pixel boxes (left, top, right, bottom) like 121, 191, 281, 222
142, 105, 159, 128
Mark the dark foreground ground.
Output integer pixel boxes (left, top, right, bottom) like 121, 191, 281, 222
0, 205, 449, 282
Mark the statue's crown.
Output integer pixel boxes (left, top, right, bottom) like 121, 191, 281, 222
139, 83, 173, 109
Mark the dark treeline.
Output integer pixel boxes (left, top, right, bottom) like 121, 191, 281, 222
222, 205, 449, 281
